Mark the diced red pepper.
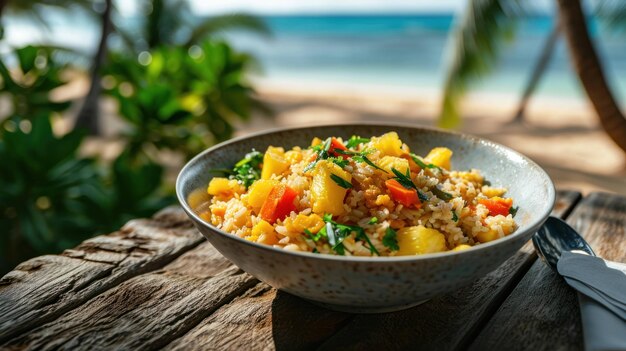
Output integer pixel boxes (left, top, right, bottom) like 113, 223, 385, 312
479, 197, 513, 216
329, 137, 349, 159
385, 179, 421, 209
259, 184, 298, 223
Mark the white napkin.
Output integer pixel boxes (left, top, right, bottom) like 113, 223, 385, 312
558, 251, 626, 318
557, 251, 626, 351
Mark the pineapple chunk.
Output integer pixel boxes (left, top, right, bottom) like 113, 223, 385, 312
284, 150, 303, 164
261, 146, 290, 179
452, 244, 472, 251
424, 147, 453, 170
284, 213, 324, 234
249, 220, 278, 244
396, 225, 447, 255
247, 179, 280, 213
476, 229, 499, 243
370, 132, 403, 157
377, 156, 409, 174
207, 178, 244, 198
311, 160, 352, 215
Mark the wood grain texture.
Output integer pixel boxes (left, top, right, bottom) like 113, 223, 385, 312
165, 283, 352, 351
469, 192, 626, 351
2, 240, 258, 350
0, 207, 203, 343
315, 190, 581, 351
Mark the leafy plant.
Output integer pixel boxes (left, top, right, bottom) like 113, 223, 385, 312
0, 116, 102, 269
113, 0, 270, 52
0, 45, 72, 121
102, 40, 267, 160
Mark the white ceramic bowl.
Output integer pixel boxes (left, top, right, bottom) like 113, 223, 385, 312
176, 124, 555, 313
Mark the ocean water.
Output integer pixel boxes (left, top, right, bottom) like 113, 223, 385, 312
3, 13, 626, 101
228, 15, 626, 100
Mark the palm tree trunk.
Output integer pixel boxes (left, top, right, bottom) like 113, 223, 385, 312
556, 0, 626, 153
513, 21, 560, 123
74, 0, 113, 135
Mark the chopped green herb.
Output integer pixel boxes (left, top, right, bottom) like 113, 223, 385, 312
312, 248, 319, 254
368, 217, 378, 224
304, 228, 323, 242
483, 179, 492, 186
431, 186, 453, 201
321, 214, 379, 256
353, 154, 388, 173
329, 157, 349, 168
304, 138, 332, 172
509, 206, 519, 217
346, 135, 370, 148
391, 167, 429, 202
409, 153, 440, 171
391, 168, 417, 190
356, 230, 380, 256
452, 211, 459, 222
330, 173, 353, 189
229, 150, 263, 188
383, 227, 399, 251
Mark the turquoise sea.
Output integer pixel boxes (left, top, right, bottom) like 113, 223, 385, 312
229, 15, 626, 100
3, 13, 626, 100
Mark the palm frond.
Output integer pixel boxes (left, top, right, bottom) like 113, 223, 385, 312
185, 13, 271, 47
439, 0, 526, 128
595, 0, 626, 32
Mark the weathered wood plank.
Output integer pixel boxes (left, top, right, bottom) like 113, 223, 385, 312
165, 283, 352, 351
468, 192, 626, 351
313, 190, 581, 351
0, 207, 203, 343
2, 239, 258, 350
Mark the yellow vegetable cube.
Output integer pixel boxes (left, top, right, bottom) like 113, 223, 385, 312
370, 132, 403, 157
284, 150, 303, 164
207, 177, 244, 198
285, 213, 324, 234
424, 147, 453, 170
452, 244, 472, 251
247, 179, 280, 213
396, 225, 447, 255
476, 229, 499, 243
311, 137, 322, 147
311, 160, 352, 216
377, 156, 409, 174
261, 146, 290, 179
251, 220, 278, 245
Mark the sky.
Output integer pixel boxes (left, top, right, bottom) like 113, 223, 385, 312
118, 0, 552, 16
189, 0, 469, 15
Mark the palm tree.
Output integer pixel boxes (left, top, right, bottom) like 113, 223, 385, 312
76, 0, 270, 135
441, 0, 626, 153
556, 0, 626, 152
74, 0, 112, 135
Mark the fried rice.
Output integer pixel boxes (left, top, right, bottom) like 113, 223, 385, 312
191, 132, 518, 257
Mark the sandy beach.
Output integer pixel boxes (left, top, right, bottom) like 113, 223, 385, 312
237, 81, 626, 196
54, 73, 625, 196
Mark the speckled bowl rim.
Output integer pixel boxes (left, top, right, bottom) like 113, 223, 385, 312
176, 122, 556, 262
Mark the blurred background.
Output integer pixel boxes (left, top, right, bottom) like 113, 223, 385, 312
0, 0, 624, 274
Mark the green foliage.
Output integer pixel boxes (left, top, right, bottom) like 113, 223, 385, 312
102, 40, 267, 160
0, 115, 173, 272
114, 0, 270, 52
596, 0, 626, 33
0, 116, 101, 265
440, 0, 526, 128
0, 46, 71, 120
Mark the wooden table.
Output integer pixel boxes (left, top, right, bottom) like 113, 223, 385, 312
1, 190, 624, 350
